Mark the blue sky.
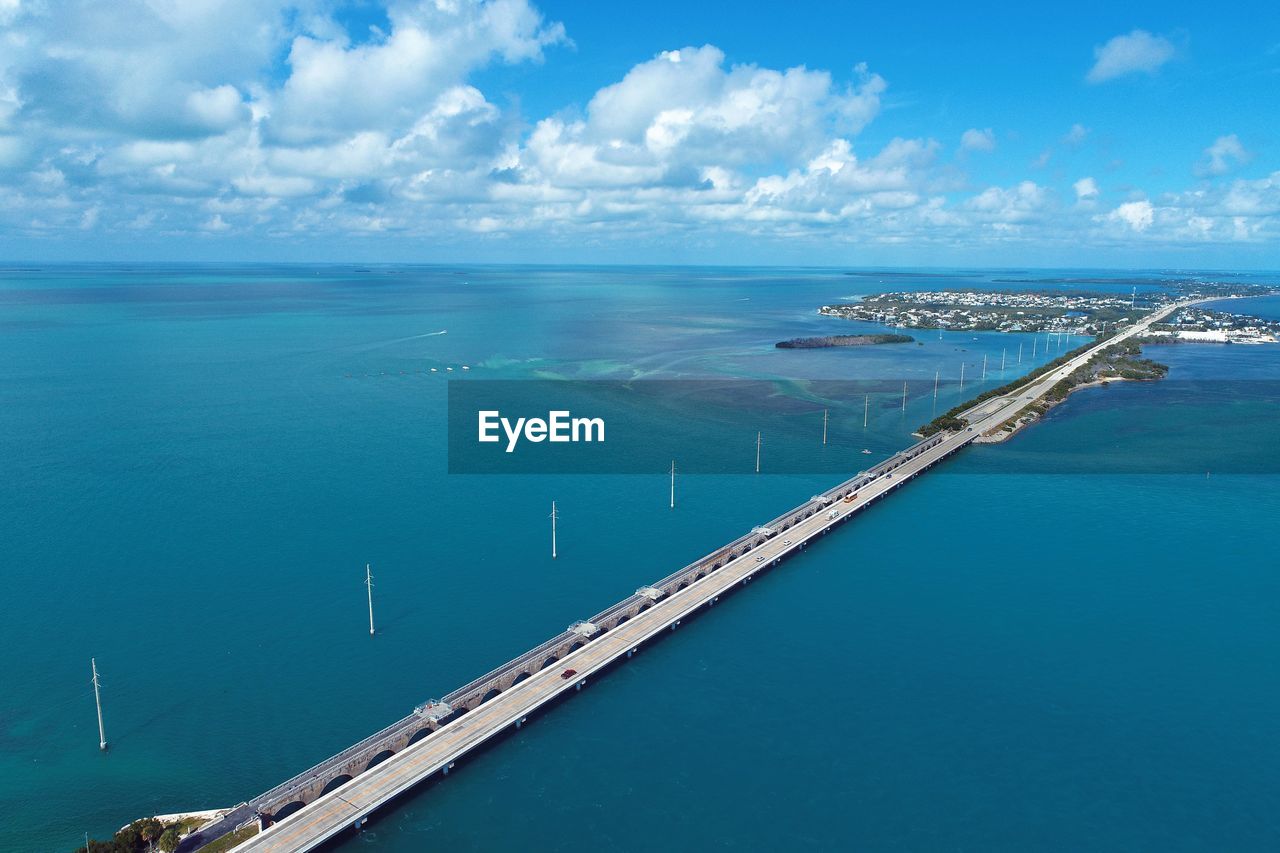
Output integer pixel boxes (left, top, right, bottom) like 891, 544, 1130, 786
1, 0, 1278, 266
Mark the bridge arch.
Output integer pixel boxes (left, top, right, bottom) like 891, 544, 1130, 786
542, 655, 559, 669
482, 687, 502, 703
512, 671, 532, 685
366, 750, 395, 771
320, 774, 353, 797
569, 641, 585, 652
273, 801, 307, 822
408, 726, 434, 746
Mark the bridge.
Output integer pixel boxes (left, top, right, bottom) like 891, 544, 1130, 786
182, 299, 1193, 853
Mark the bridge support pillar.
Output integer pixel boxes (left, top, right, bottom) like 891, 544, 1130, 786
354, 817, 367, 831
516, 716, 527, 729
576, 680, 585, 691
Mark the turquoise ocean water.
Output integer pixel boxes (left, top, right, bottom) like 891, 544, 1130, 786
1, 266, 1278, 851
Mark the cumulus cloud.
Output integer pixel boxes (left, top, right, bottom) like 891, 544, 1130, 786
1198, 134, 1250, 176
264, 1, 563, 145
0, 2, 1277, 256
959, 128, 996, 153
1106, 199, 1154, 232
1086, 30, 1175, 83
964, 181, 1049, 225
1073, 176, 1099, 202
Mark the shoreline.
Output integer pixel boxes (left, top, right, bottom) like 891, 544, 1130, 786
974, 375, 1161, 444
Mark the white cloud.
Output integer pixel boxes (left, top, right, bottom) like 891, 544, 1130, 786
0, 0, 22, 26
964, 181, 1049, 224
0, 4, 1277, 257
1106, 199, 1154, 231
264, 2, 563, 145
185, 85, 249, 133
1063, 123, 1090, 146
513, 46, 888, 196
1199, 134, 1250, 176
960, 128, 996, 153
1087, 30, 1175, 83
1073, 176, 1099, 202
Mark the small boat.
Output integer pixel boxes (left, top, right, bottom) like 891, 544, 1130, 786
861, 448, 872, 455
446, 367, 453, 372
461, 365, 470, 370
430, 368, 438, 372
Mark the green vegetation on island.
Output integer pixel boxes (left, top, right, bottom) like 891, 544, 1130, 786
917, 335, 1169, 438
75, 816, 213, 853
775, 333, 914, 348
916, 336, 1104, 436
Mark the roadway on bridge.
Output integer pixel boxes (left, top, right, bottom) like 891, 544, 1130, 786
230, 299, 1190, 853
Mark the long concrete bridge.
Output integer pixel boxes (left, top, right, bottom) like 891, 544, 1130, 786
181, 299, 1194, 853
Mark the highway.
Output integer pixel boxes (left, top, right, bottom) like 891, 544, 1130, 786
226, 298, 1195, 853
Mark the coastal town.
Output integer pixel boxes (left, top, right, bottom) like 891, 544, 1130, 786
821, 288, 1279, 344
1142, 305, 1280, 345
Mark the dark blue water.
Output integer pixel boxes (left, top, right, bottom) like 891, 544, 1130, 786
1, 266, 1277, 851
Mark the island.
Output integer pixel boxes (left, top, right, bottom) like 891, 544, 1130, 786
917, 337, 1169, 441
775, 333, 914, 348
819, 282, 1269, 336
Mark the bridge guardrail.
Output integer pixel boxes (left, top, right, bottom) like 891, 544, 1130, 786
442, 631, 578, 706
250, 713, 419, 809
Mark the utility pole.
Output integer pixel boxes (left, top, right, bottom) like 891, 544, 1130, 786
1131, 285, 1137, 308
550, 501, 558, 558
669, 460, 676, 509
91, 658, 106, 751
959, 362, 965, 391
1032, 335, 1037, 358
1018, 342, 1023, 364
982, 354, 987, 381
933, 370, 940, 401
755, 432, 762, 474
863, 394, 869, 428
1001, 349, 1006, 371
822, 409, 828, 445
365, 564, 375, 636
901, 382, 907, 411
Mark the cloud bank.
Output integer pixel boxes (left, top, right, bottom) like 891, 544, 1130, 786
0, 2, 1276, 261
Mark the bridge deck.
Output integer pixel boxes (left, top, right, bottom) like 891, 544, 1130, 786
223, 300, 1193, 853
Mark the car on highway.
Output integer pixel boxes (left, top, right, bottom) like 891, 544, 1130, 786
560, 668, 577, 679
783, 539, 792, 546
755, 555, 764, 562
